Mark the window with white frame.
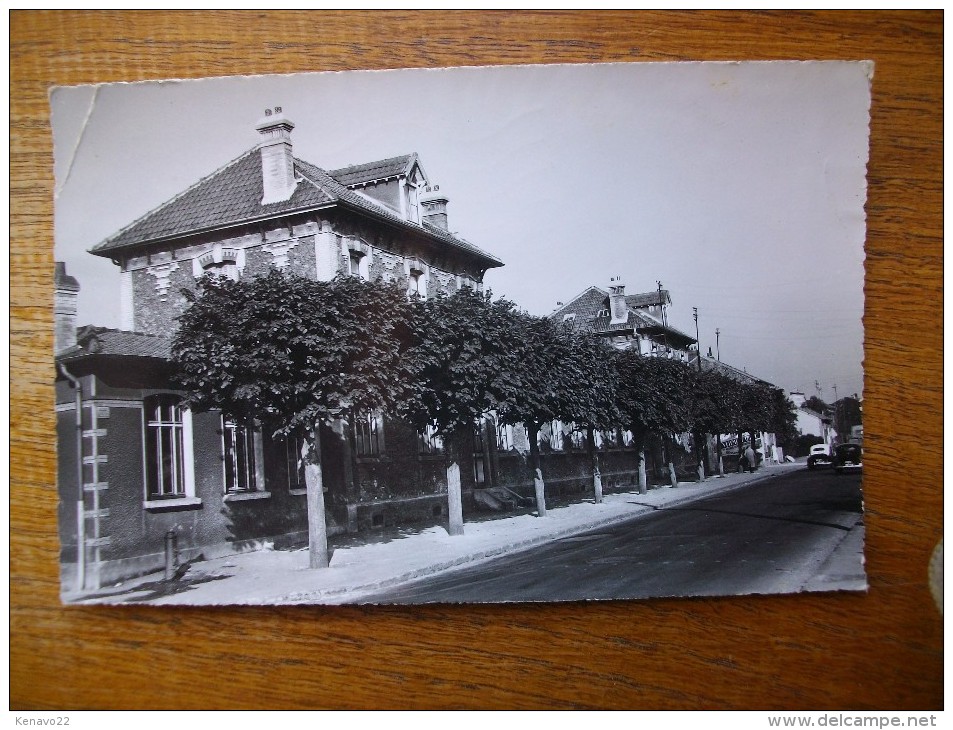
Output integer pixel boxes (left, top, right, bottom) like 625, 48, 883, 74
143, 394, 195, 503
406, 258, 427, 299
473, 421, 488, 485
284, 435, 307, 493
418, 424, 444, 454
408, 271, 426, 299
569, 426, 586, 451
496, 419, 511, 451
354, 412, 383, 456
349, 250, 369, 280
222, 418, 263, 494
406, 182, 420, 223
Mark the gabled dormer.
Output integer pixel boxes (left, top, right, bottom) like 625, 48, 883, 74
329, 153, 429, 224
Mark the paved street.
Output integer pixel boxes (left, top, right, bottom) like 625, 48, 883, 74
363, 467, 864, 604
73, 461, 864, 605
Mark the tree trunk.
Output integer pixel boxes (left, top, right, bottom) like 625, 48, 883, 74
445, 430, 464, 536
587, 427, 602, 504
694, 430, 706, 482
737, 430, 745, 473
304, 427, 330, 569
527, 422, 547, 517
665, 434, 677, 487
717, 434, 725, 476
702, 432, 712, 475
632, 424, 648, 495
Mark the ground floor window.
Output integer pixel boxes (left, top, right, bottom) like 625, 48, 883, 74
144, 394, 190, 500
473, 422, 488, 485
496, 420, 511, 451
418, 424, 443, 454
569, 427, 587, 451
284, 435, 308, 493
354, 412, 383, 456
597, 429, 623, 449
222, 419, 261, 493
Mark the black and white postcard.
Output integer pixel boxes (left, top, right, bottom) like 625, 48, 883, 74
52, 61, 870, 605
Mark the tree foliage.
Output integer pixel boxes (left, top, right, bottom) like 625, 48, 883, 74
686, 369, 734, 435
495, 311, 572, 433
400, 288, 524, 442
615, 351, 692, 437
172, 269, 796, 482
557, 330, 622, 433
769, 388, 799, 451
171, 270, 415, 437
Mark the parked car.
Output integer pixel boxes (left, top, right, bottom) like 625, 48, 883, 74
833, 443, 863, 474
807, 443, 833, 470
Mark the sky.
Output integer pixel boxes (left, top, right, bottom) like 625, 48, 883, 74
52, 61, 870, 401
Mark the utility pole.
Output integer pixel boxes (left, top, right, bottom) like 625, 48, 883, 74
693, 307, 701, 371
832, 384, 840, 441
715, 328, 720, 361
657, 280, 667, 352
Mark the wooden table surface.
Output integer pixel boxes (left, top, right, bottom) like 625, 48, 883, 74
11, 11, 943, 710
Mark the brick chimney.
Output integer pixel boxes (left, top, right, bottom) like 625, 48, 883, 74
256, 107, 297, 205
420, 185, 449, 231
54, 262, 80, 354
608, 278, 628, 325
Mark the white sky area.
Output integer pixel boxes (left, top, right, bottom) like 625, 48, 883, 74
52, 61, 870, 401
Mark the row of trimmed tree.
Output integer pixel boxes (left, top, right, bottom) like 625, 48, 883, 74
172, 271, 796, 568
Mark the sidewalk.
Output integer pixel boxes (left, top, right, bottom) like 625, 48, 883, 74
77, 461, 803, 606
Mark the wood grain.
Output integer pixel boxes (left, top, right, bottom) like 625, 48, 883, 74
11, 10, 942, 709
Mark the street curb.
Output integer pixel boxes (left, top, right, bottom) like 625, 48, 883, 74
280, 467, 792, 604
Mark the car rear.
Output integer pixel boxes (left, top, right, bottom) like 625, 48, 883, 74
833, 443, 863, 474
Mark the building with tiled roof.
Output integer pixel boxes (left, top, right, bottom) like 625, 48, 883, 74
92, 108, 502, 336
789, 392, 835, 445
55, 110, 513, 594
58, 326, 173, 362
548, 281, 696, 358
689, 353, 769, 387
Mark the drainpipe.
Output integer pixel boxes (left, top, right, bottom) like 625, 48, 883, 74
58, 362, 85, 593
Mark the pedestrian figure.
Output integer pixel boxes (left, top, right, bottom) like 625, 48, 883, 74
745, 444, 757, 473
738, 452, 748, 473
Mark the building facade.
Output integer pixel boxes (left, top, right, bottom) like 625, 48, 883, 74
547, 280, 712, 479
56, 110, 514, 591
789, 392, 836, 446
549, 280, 696, 358
547, 279, 784, 472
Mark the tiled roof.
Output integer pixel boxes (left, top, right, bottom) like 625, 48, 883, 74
589, 310, 655, 333
57, 326, 172, 361
551, 286, 694, 344
90, 148, 501, 269
693, 355, 772, 386
91, 150, 334, 253
329, 154, 416, 186
296, 158, 502, 267
626, 290, 670, 308
636, 316, 696, 344
799, 406, 831, 421
549, 286, 609, 320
